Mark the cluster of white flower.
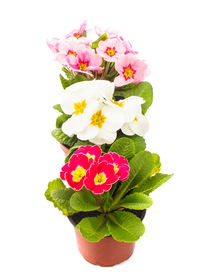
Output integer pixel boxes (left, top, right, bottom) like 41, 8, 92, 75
60, 80, 149, 145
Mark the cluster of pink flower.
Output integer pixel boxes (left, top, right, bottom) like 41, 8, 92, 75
47, 21, 148, 86
60, 145, 130, 194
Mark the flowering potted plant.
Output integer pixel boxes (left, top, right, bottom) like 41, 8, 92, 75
45, 21, 173, 266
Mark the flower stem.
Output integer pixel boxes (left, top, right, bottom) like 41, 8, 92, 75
100, 62, 110, 80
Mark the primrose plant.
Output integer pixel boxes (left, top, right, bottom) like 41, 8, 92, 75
45, 21, 173, 242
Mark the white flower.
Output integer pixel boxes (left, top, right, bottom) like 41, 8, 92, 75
60, 80, 115, 137
77, 103, 125, 145
120, 96, 149, 137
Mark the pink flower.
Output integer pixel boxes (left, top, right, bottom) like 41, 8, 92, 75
95, 26, 119, 38
119, 36, 138, 55
96, 38, 125, 62
74, 145, 102, 163
55, 38, 79, 65
84, 160, 118, 194
100, 152, 130, 181
67, 47, 103, 74
47, 37, 60, 54
60, 153, 91, 191
65, 21, 87, 39
114, 54, 148, 87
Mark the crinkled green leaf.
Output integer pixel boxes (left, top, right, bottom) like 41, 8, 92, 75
114, 82, 153, 114
107, 211, 145, 242
119, 193, 153, 210
133, 173, 173, 195
70, 191, 100, 212
56, 114, 70, 128
53, 104, 64, 114
76, 215, 109, 242
109, 137, 135, 160
45, 178, 77, 216
51, 128, 77, 146
111, 151, 154, 207
62, 67, 74, 80
60, 74, 72, 89
151, 153, 161, 175
117, 132, 146, 153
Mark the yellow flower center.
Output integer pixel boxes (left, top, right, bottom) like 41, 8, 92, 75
74, 100, 87, 115
67, 50, 77, 57
86, 153, 95, 160
133, 116, 138, 122
110, 99, 124, 107
123, 65, 136, 80
78, 62, 88, 70
113, 163, 119, 174
71, 166, 86, 182
90, 110, 107, 128
94, 172, 107, 185
74, 33, 82, 39
105, 47, 117, 57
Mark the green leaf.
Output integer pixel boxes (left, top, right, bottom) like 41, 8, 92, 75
124, 151, 154, 189
133, 173, 173, 195
119, 193, 153, 210
127, 135, 146, 153
62, 67, 74, 80
45, 178, 77, 216
74, 74, 88, 82
70, 191, 100, 211
53, 104, 64, 114
114, 82, 153, 114
117, 132, 146, 153
109, 137, 135, 160
111, 151, 154, 207
91, 33, 108, 49
107, 211, 145, 242
51, 128, 77, 147
56, 114, 70, 128
60, 74, 72, 89
76, 215, 109, 242
151, 153, 161, 175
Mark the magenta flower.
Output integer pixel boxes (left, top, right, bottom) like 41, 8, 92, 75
73, 145, 102, 163
60, 153, 91, 191
100, 152, 130, 181
65, 21, 87, 39
96, 38, 125, 62
114, 54, 148, 87
67, 47, 103, 74
84, 161, 118, 194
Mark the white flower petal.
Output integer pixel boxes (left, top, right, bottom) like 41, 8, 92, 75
77, 125, 99, 141
102, 104, 125, 132
129, 114, 149, 137
121, 123, 135, 136
93, 80, 115, 99
90, 128, 117, 145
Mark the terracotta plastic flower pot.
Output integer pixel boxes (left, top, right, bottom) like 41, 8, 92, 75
75, 228, 135, 267
68, 210, 146, 267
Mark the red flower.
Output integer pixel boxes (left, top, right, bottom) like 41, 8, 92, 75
100, 152, 130, 181
84, 161, 118, 194
74, 145, 102, 163
60, 153, 91, 191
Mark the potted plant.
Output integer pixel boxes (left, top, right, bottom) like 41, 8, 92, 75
45, 21, 173, 266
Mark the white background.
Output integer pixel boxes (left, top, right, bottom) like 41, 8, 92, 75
0, 0, 200, 279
